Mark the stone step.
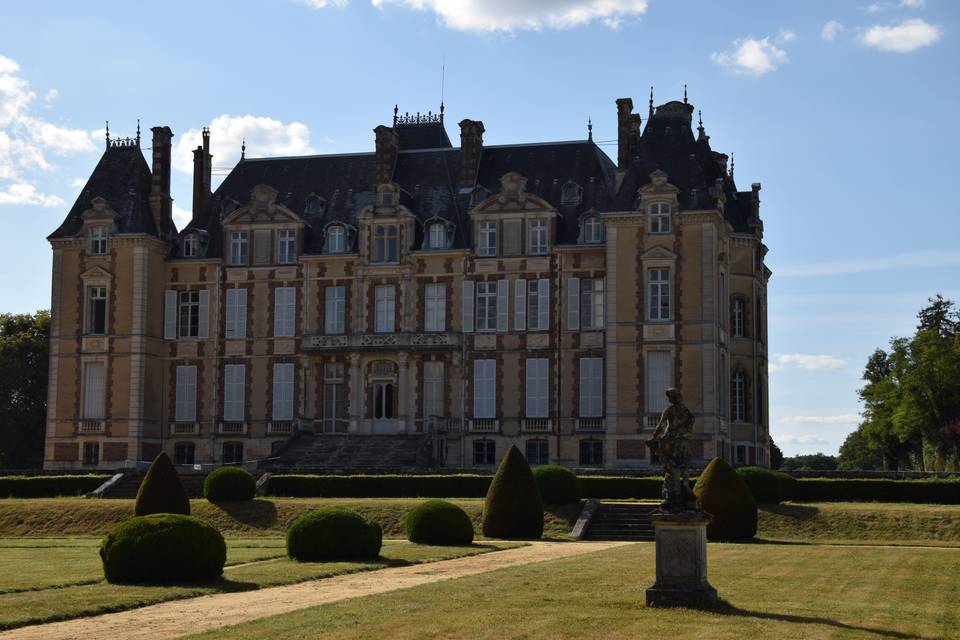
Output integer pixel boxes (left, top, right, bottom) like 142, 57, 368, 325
581, 500, 657, 541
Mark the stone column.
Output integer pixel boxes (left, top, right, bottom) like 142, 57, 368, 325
646, 511, 718, 607
397, 352, 409, 433
349, 353, 362, 434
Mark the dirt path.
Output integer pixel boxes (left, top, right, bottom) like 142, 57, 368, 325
1, 541, 632, 640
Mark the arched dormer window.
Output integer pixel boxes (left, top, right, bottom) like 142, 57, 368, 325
580, 215, 604, 244
561, 181, 583, 206
304, 194, 326, 217
182, 234, 198, 258
325, 224, 346, 254
648, 202, 672, 234
424, 219, 452, 250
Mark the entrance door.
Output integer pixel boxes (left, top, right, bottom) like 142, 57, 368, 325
372, 382, 397, 433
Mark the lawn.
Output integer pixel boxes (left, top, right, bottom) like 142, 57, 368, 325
185, 542, 960, 640
0, 536, 519, 630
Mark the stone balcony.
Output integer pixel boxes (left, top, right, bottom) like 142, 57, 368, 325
303, 331, 461, 352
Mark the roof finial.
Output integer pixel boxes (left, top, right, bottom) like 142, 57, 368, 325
241, 138, 246, 160
684, 84, 688, 104
135, 119, 141, 146
587, 117, 593, 142
105, 120, 110, 148
649, 86, 654, 118
697, 109, 706, 141
393, 104, 399, 127
729, 153, 735, 180
440, 56, 446, 123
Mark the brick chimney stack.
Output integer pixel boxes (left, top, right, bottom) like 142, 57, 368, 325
149, 126, 174, 237
459, 119, 485, 189
192, 127, 213, 221
616, 98, 634, 170
373, 125, 399, 186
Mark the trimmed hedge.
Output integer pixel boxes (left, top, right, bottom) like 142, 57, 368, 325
532, 465, 581, 504
204, 467, 256, 502
287, 507, 382, 561
578, 476, 663, 500
99, 513, 226, 584
0, 475, 109, 498
790, 478, 960, 503
736, 466, 798, 504
482, 445, 544, 539
695, 458, 757, 541
403, 500, 474, 545
135, 452, 190, 516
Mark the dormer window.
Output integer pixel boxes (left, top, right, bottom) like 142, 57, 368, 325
373, 225, 398, 263
304, 194, 326, 217
88, 227, 107, 255
182, 235, 198, 258
561, 181, 583, 206
377, 184, 398, 208
325, 225, 346, 254
277, 229, 297, 264
582, 216, 604, 244
648, 202, 672, 234
428, 222, 448, 249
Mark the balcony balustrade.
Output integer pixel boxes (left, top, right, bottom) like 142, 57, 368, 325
304, 332, 460, 352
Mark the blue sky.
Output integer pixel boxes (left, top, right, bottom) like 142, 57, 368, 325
1, 0, 957, 456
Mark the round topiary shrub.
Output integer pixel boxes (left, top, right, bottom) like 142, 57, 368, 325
694, 457, 757, 541
532, 465, 581, 504
134, 452, 190, 516
404, 500, 474, 545
287, 507, 382, 561
482, 445, 544, 539
204, 466, 256, 502
99, 513, 226, 584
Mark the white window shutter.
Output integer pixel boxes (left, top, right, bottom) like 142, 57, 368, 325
568, 277, 580, 330
273, 288, 284, 336
236, 289, 247, 338
197, 289, 210, 339
164, 290, 177, 339
538, 278, 549, 331
496, 279, 509, 332
462, 280, 474, 333
515, 279, 527, 331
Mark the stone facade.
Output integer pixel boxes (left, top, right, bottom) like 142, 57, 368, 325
44, 95, 770, 472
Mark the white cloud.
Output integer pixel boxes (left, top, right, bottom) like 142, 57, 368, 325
172, 202, 192, 230
70, 177, 85, 188
172, 114, 315, 175
20, 116, 95, 154
777, 29, 796, 43
774, 433, 831, 447
771, 353, 847, 372
369, 0, 649, 32
43, 88, 58, 106
710, 36, 788, 76
0, 55, 18, 74
0, 182, 63, 207
780, 414, 861, 425
900, 0, 925, 8
822, 20, 845, 41
861, 18, 941, 52
304, 0, 348, 6
776, 250, 960, 277
865, 2, 884, 13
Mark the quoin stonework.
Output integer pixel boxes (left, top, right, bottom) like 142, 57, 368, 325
44, 94, 770, 472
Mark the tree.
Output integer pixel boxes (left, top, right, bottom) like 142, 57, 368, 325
780, 453, 838, 471
0, 311, 49, 469
837, 427, 884, 470
769, 438, 784, 470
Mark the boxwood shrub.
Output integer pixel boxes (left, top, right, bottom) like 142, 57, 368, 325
287, 507, 382, 561
532, 465, 581, 504
791, 478, 960, 503
482, 445, 543, 539
204, 466, 256, 502
135, 452, 190, 516
403, 499, 474, 545
0, 475, 109, 498
99, 513, 226, 584
736, 466, 798, 504
578, 476, 663, 500
694, 458, 757, 541
269, 474, 493, 498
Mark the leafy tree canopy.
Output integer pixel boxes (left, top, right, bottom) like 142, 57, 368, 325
0, 311, 49, 469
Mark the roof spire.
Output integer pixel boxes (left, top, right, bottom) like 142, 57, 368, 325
697, 109, 706, 141
587, 117, 593, 142
393, 104, 399, 127
440, 56, 445, 123
241, 138, 246, 160
135, 119, 141, 146
105, 120, 110, 149
649, 86, 654, 118
729, 153, 735, 181
684, 84, 688, 104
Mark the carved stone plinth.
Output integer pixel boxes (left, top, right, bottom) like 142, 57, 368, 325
645, 511, 718, 608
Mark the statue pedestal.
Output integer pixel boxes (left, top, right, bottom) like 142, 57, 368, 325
645, 510, 718, 608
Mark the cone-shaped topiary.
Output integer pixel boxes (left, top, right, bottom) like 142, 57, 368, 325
404, 500, 474, 545
532, 465, 581, 504
100, 513, 225, 583
134, 452, 190, 516
204, 466, 256, 502
694, 457, 757, 540
482, 445, 544, 539
286, 507, 382, 561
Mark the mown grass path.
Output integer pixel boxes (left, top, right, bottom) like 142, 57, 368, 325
0, 541, 629, 640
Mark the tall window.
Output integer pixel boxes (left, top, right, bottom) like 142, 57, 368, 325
229, 231, 249, 265
473, 440, 496, 465
322, 363, 347, 433
326, 225, 345, 253
645, 351, 673, 416
731, 370, 746, 422
473, 359, 496, 419
88, 227, 107, 255
174, 442, 195, 465
423, 361, 444, 420
525, 358, 549, 418
375, 285, 395, 332
579, 440, 603, 465
82, 362, 105, 420
527, 279, 549, 331
175, 365, 197, 422
528, 219, 547, 255
477, 221, 497, 257
277, 230, 296, 264
83, 442, 100, 465
579, 357, 603, 417
526, 439, 548, 466
324, 286, 346, 334
581, 279, 604, 329
222, 442, 244, 464
647, 268, 671, 321
476, 282, 497, 332
373, 225, 398, 263
424, 283, 446, 331
428, 223, 447, 249
274, 287, 296, 337
583, 217, 604, 244
179, 291, 201, 338
648, 202, 672, 233
272, 363, 294, 421
85, 286, 106, 335
223, 364, 245, 421
225, 288, 247, 338
732, 297, 746, 337
182, 235, 198, 257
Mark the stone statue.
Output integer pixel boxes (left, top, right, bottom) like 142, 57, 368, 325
646, 388, 699, 513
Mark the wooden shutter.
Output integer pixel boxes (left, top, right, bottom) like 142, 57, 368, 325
272, 363, 294, 420
83, 362, 105, 419
164, 290, 177, 339
496, 279, 509, 332
646, 351, 673, 415
175, 365, 197, 422
567, 278, 580, 330
503, 219, 522, 257
462, 280, 474, 333
538, 278, 549, 331
514, 279, 526, 331
197, 289, 209, 339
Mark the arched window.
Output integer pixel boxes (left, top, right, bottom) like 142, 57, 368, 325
374, 225, 398, 263
731, 370, 746, 423
428, 222, 447, 249
325, 225, 345, 253
582, 216, 604, 244
648, 202, 672, 234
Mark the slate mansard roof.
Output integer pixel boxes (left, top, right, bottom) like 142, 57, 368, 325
50, 99, 760, 253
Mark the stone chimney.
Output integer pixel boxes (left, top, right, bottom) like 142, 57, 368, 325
459, 119, 485, 188
192, 127, 213, 220
373, 125, 399, 186
616, 98, 634, 170
149, 126, 174, 236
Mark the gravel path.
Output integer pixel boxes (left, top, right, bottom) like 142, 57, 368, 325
0, 541, 632, 640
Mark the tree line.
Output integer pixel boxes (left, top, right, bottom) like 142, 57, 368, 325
0, 310, 49, 469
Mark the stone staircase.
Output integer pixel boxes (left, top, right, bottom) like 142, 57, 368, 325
581, 502, 657, 541
264, 433, 434, 473
98, 472, 208, 499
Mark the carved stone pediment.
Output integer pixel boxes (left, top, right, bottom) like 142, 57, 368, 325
472, 172, 555, 215
222, 184, 303, 226
639, 170, 680, 197
81, 197, 119, 224
80, 265, 113, 281
641, 245, 678, 261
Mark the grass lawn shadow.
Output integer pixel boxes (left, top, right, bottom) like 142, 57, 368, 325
760, 503, 820, 520
212, 499, 279, 529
